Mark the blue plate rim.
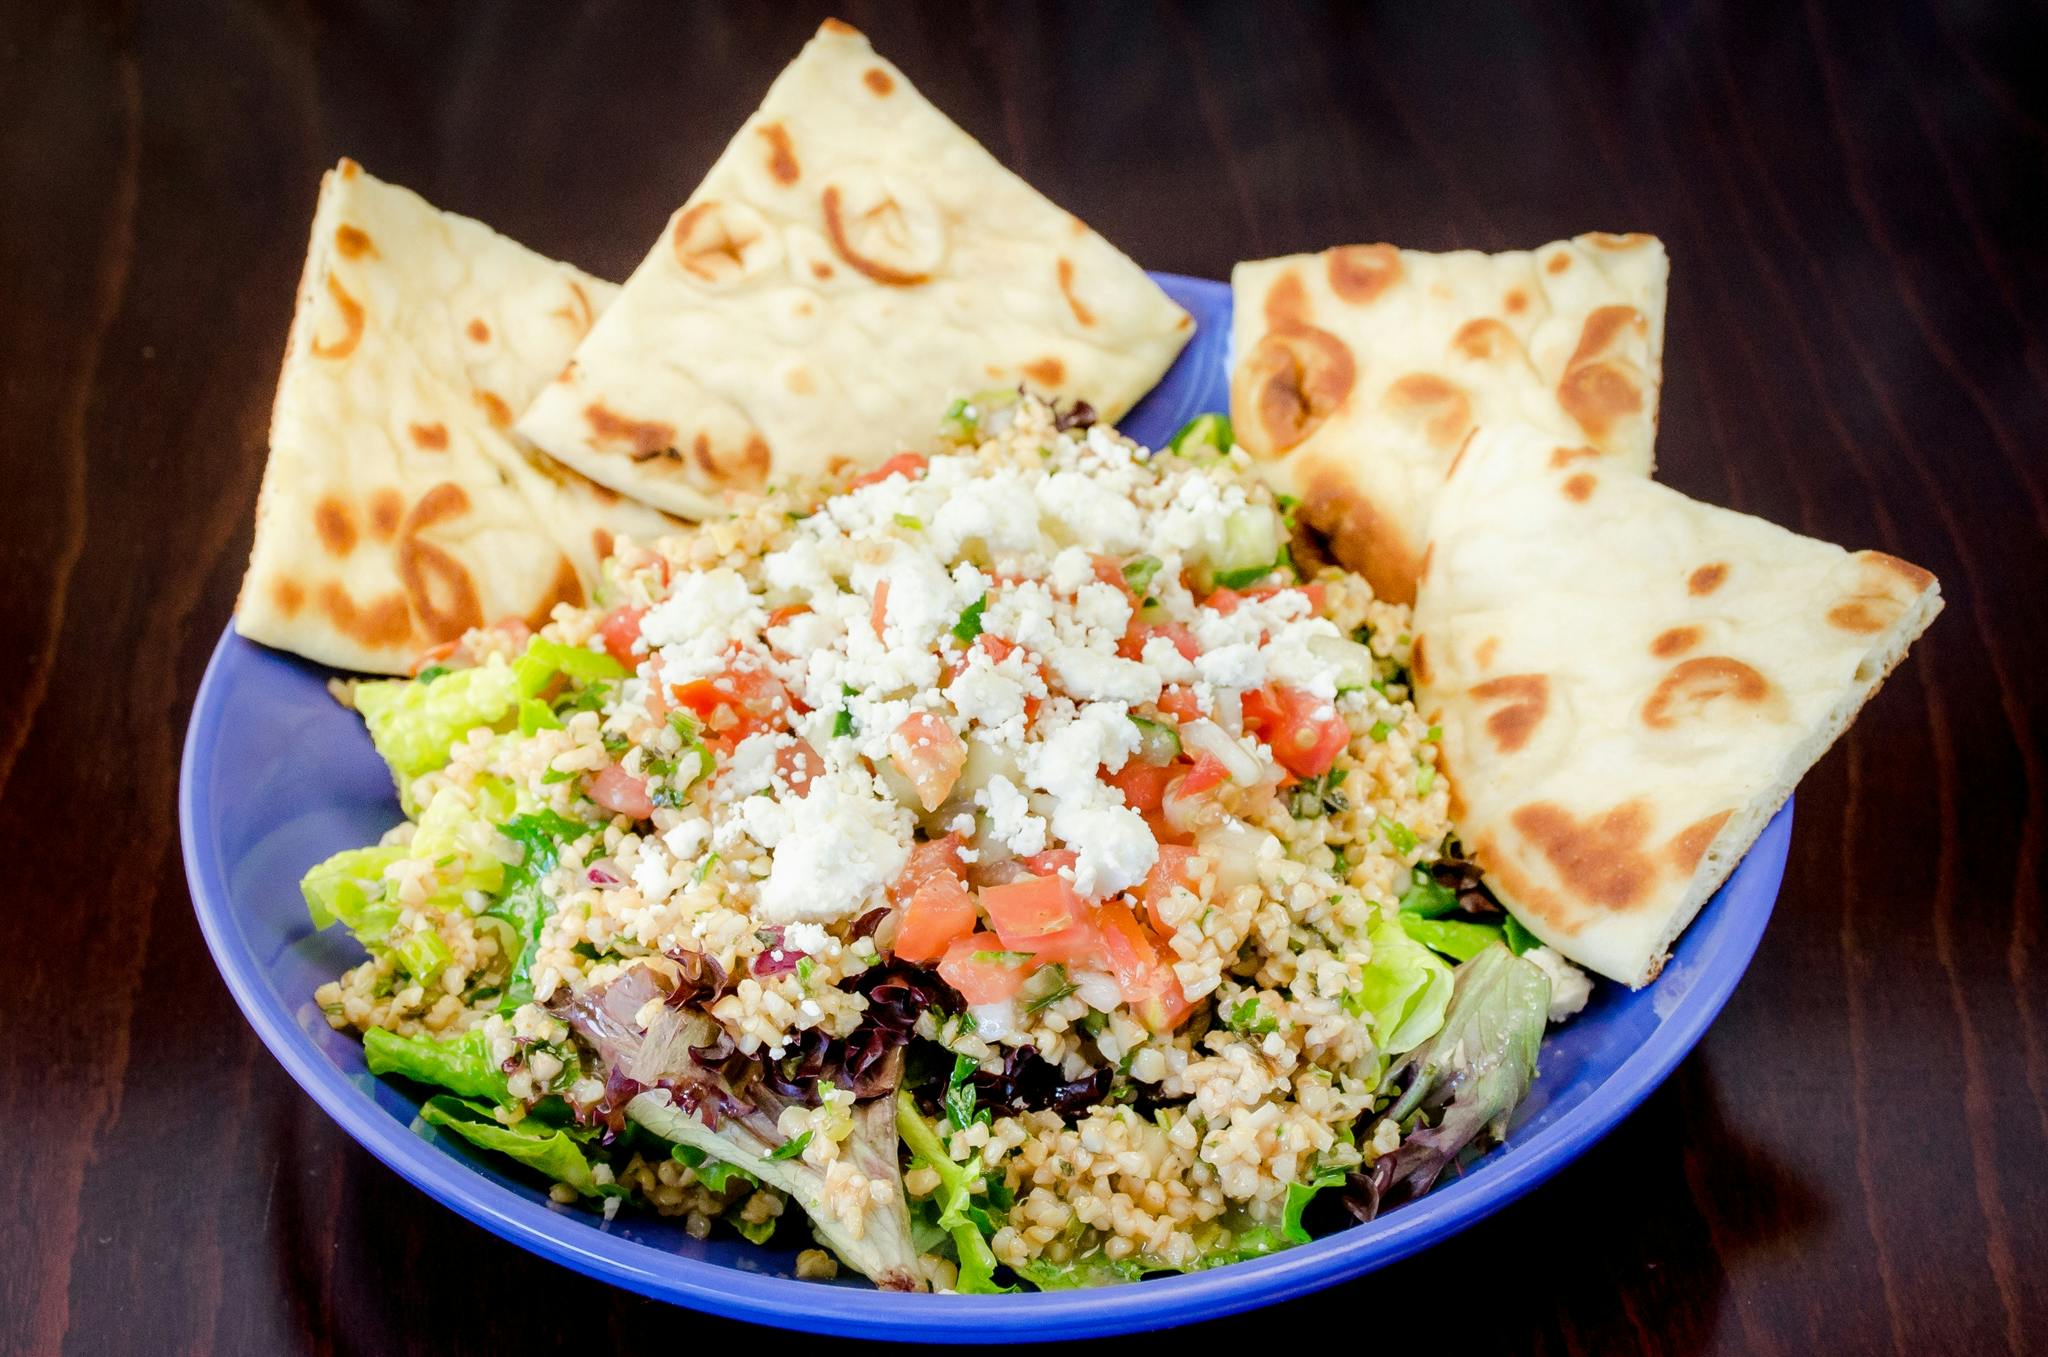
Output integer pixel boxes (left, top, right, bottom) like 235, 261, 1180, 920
179, 269, 1791, 1342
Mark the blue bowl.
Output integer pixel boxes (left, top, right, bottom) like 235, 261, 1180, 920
180, 273, 1791, 1341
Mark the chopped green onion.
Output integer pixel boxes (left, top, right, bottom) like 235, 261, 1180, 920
518, 697, 563, 735
1024, 964, 1079, 1014
1378, 816, 1419, 854
894, 513, 924, 530
396, 928, 451, 983
970, 949, 1034, 967
952, 595, 987, 643
1121, 555, 1164, 596
691, 852, 720, 885
1225, 995, 1278, 1035
1368, 720, 1394, 742
415, 664, 451, 684
1416, 764, 1437, 795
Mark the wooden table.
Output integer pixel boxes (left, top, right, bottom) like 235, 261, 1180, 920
4, 1, 2042, 1351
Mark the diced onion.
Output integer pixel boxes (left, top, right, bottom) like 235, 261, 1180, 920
1308, 634, 1377, 690
1180, 719, 1262, 786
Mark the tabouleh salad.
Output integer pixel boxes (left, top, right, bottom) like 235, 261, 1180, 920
306, 394, 1589, 1291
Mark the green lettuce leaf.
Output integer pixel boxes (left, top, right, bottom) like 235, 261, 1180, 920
354, 658, 521, 810
300, 844, 407, 943
896, 1089, 1014, 1294
363, 1027, 510, 1103
418, 1095, 620, 1197
1398, 913, 1506, 963
1352, 914, 1455, 1057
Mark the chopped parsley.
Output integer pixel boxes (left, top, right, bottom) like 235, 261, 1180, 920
1225, 996, 1279, 1035
833, 683, 859, 738
1024, 964, 1079, 1014
1287, 768, 1349, 818
970, 949, 1034, 967
1378, 816, 1419, 854
944, 1052, 986, 1132
766, 1130, 813, 1161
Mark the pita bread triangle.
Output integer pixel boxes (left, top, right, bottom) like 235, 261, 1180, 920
1412, 423, 1941, 985
236, 159, 681, 674
1230, 233, 1668, 605
515, 18, 1193, 518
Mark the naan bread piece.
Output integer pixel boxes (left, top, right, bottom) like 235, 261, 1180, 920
516, 19, 1193, 517
1230, 233, 1667, 604
236, 160, 678, 673
1413, 424, 1940, 986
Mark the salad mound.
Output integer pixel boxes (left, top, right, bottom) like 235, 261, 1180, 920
307, 394, 1583, 1289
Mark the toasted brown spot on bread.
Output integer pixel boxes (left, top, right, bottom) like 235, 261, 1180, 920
272, 578, 305, 616
1643, 656, 1771, 729
687, 431, 772, 490
1545, 252, 1571, 274
758, 122, 800, 185
1558, 363, 1643, 442
673, 201, 767, 284
1383, 373, 1474, 450
1651, 625, 1701, 657
1562, 472, 1596, 501
593, 528, 615, 561
554, 282, 594, 338
466, 318, 490, 343
1550, 445, 1600, 468
821, 17, 860, 35
1470, 673, 1549, 753
1446, 428, 1478, 481
1504, 288, 1529, 314
1262, 272, 1309, 328
396, 483, 482, 641
1238, 325, 1356, 454
408, 422, 448, 450
812, 260, 834, 280
1511, 800, 1657, 910
1475, 635, 1499, 670
317, 583, 413, 648
368, 488, 404, 539
863, 67, 894, 95
1587, 231, 1654, 250
1827, 601, 1889, 633
822, 185, 929, 286
474, 390, 512, 429
311, 275, 364, 359
1057, 257, 1096, 327
1689, 563, 1728, 595
334, 225, 376, 258
314, 496, 357, 556
1410, 634, 1429, 683
1868, 551, 1935, 592
785, 366, 816, 396
1451, 318, 1519, 361
525, 555, 586, 629
1022, 357, 1065, 386
1569, 306, 1647, 368
1667, 810, 1732, 873
1327, 243, 1401, 305
1418, 542, 1433, 582
338, 158, 362, 181
585, 403, 676, 459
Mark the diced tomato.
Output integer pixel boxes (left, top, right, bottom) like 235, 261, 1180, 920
848, 452, 928, 490
1104, 760, 1177, 815
890, 834, 968, 905
1090, 555, 1142, 610
870, 579, 891, 639
1177, 754, 1231, 797
979, 634, 1018, 663
938, 933, 1032, 1005
1017, 849, 1078, 876
891, 712, 967, 812
671, 665, 794, 752
775, 738, 822, 798
1156, 685, 1206, 723
1204, 586, 1244, 615
587, 763, 655, 820
1241, 684, 1349, 778
1119, 621, 1201, 663
894, 873, 979, 963
1242, 581, 1328, 614
764, 602, 810, 630
1137, 844, 1200, 935
982, 872, 1082, 941
1093, 899, 1194, 1032
598, 606, 647, 668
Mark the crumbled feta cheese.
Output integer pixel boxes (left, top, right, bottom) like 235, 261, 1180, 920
1525, 946, 1594, 1022
749, 769, 912, 925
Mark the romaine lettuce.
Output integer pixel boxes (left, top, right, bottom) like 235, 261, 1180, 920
363, 1026, 510, 1103
354, 658, 521, 809
300, 844, 407, 943
419, 1095, 620, 1197
1352, 914, 1455, 1057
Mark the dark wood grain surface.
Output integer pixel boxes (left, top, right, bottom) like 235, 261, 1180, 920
4, 1, 2044, 1352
